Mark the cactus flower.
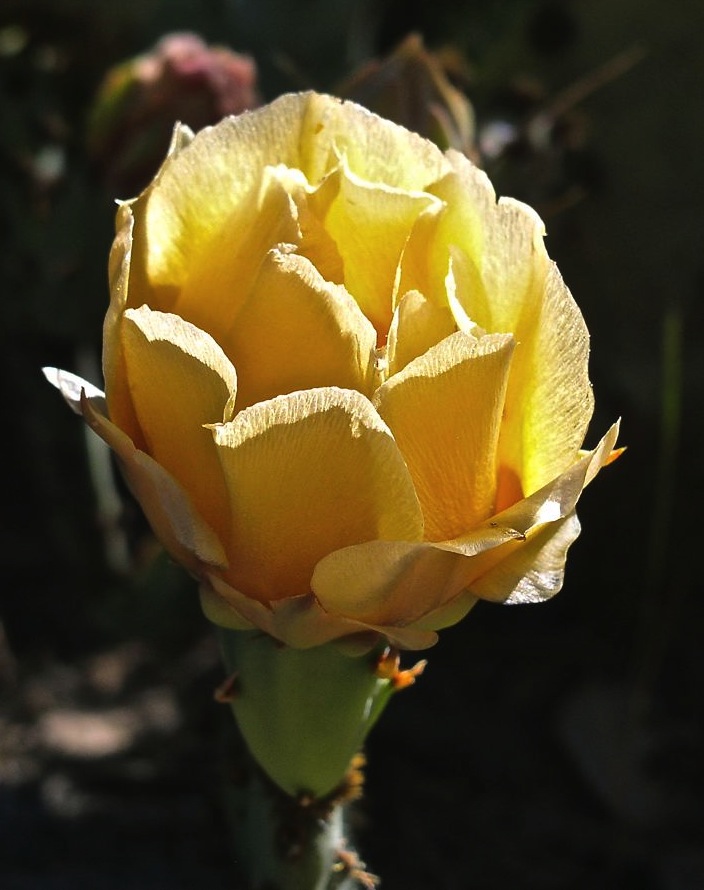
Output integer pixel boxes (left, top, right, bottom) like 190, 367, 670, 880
47, 91, 620, 652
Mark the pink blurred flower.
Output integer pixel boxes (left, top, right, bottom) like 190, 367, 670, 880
87, 32, 261, 196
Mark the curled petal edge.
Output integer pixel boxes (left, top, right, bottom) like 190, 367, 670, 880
309, 421, 621, 637
203, 422, 620, 650
80, 395, 228, 574
200, 574, 441, 651
44, 367, 227, 575
474, 512, 582, 605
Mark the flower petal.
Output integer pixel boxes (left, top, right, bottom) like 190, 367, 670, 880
200, 574, 368, 647
120, 306, 237, 539
312, 540, 470, 624
472, 513, 582, 604
485, 419, 620, 538
124, 93, 449, 334
134, 163, 302, 349
103, 204, 143, 447
317, 159, 441, 340
375, 330, 515, 540
387, 289, 457, 375
209, 387, 424, 603
447, 419, 621, 603
201, 573, 442, 651
80, 390, 227, 572
428, 156, 548, 333
311, 421, 620, 641
298, 92, 450, 189
432, 152, 594, 493
223, 247, 377, 411
494, 261, 594, 497
274, 163, 345, 284
43, 367, 106, 414
127, 97, 309, 298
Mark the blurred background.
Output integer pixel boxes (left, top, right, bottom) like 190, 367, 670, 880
1, 0, 702, 888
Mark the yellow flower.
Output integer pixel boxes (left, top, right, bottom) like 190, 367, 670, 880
46, 91, 620, 650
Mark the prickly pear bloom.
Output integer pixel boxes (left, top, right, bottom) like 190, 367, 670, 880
47, 91, 619, 651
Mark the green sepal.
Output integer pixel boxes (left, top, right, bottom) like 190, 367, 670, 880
217, 628, 397, 799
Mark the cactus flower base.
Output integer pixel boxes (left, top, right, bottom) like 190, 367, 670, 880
216, 628, 391, 888
216, 629, 400, 800
221, 744, 373, 890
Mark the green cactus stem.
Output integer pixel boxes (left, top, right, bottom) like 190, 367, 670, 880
220, 736, 375, 890
215, 628, 424, 888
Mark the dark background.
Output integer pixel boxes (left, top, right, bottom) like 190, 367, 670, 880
1, 0, 702, 887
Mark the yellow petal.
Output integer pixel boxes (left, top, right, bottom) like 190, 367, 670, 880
120, 306, 236, 539
496, 262, 594, 497
202, 572, 443, 651
124, 98, 328, 357
80, 390, 227, 573
471, 513, 581, 604
271, 163, 345, 284
428, 155, 548, 332
119, 93, 453, 362
209, 387, 424, 603
200, 574, 377, 649
394, 198, 449, 307
432, 151, 594, 493
319, 158, 442, 340
103, 203, 144, 448
310, 524, 518, 633
312, 541, 470, 625
223, 247, 377, 411
311, 422, 619, 643
471, 420, 620, 538
136, 163, 301, 347
298, 92, 450, 190
375, 330, 515, 540
451, 420, 621, 601
387, 289, 457, 375
124, 93, 449, 327
127, 97, 310, 296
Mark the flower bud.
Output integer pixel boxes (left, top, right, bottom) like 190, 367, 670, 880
87, 32, 260, 196
338, 33, 476, 157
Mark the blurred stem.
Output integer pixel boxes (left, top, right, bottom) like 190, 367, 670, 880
76, 345, 132, 575
649, 307, 683, 576
221, 747, 365, 890
630, 304, 683, 718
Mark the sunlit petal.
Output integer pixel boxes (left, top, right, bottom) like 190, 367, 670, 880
312, 422, 620, 636
495, 262, 594, 496
127, 97, 310, 297
376, 330, 515, 540
298, 92, 450, 188
430, 152, 594, 493
103, 204, 144, 447
223, 247, 377, 411
319, 159, 442, 339
80, 392, 227, 573
472, 513, 582, 604
120, 306, 236, 538
210, 387, 424, 602
387, 289, 457, 375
